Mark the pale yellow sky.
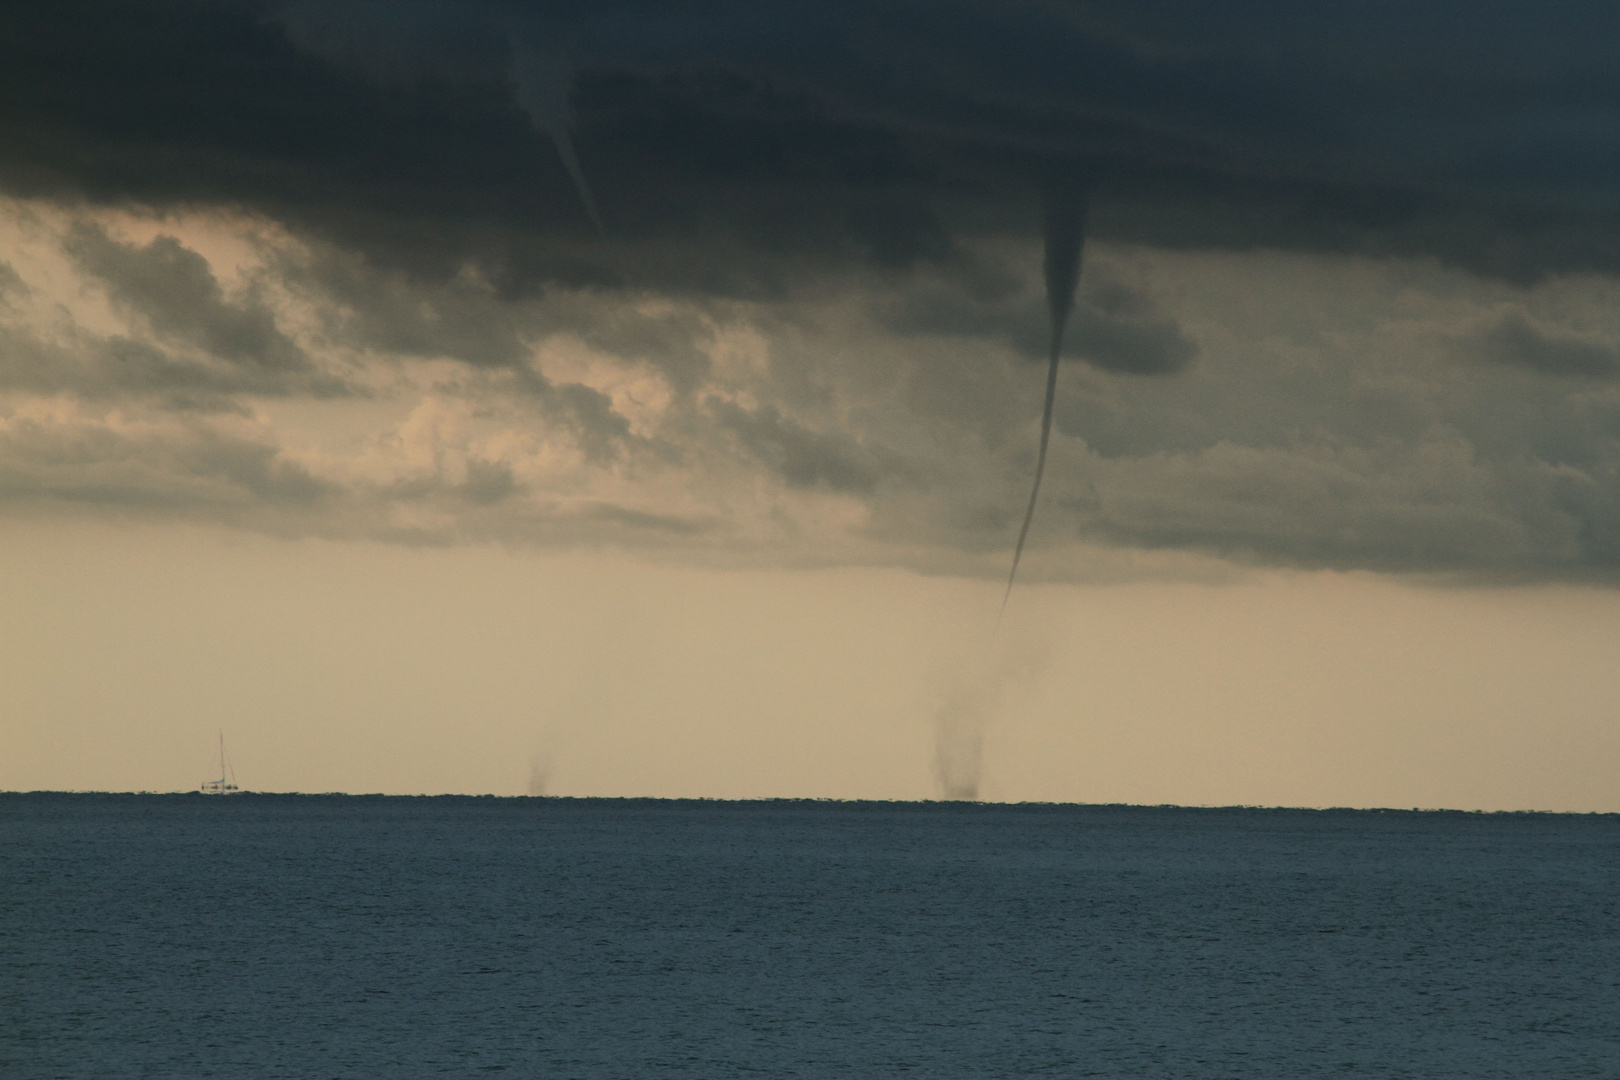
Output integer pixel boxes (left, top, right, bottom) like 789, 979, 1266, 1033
5, 518, 1617, 811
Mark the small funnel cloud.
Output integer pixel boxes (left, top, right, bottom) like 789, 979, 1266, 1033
1004, 176, 1089, 608
508, 43, 603, 232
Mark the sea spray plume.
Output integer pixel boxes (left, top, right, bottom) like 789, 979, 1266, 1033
934, 686, 985, 799
1003, 181, 1088, 610
527, 752, 551, 797
932, 632, 1050, 800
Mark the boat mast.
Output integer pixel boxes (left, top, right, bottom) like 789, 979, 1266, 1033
202, 729, 239, 792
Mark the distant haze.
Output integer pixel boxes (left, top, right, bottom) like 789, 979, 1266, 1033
3, 521, 1618, 811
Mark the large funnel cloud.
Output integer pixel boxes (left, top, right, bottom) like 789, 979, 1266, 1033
1004, 179, 1088, 606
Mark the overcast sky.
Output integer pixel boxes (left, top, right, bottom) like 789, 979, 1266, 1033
4, 2, 1620, 807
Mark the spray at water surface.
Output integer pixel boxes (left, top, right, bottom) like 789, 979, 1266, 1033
932, 628, 1051, 800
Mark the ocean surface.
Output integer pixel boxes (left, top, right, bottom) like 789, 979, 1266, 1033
3, 794, 1618, 1078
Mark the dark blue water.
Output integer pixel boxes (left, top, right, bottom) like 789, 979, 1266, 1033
4, 794, 1618, 1078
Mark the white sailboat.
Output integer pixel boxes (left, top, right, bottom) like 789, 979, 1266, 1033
200, 730, 241, 793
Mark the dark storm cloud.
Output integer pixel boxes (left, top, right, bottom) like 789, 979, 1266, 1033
272, 240, 715, 390
709, 399, 882, 495
0, 318, 331, 409
0, 260, 26, 302
11, 1, 1620, 580
548, 378, 634, 464
1468, 311, 1620, 379
461, 457, 519, 505
1069, 280, 1196, 377
8, 0, 1620, 295
0, 416, 333, 509
270, 247, 534, 369
0, 225, 348, 404
878, 266, 1197, 377
571, 305, 714, 394
65, 224, 308, 372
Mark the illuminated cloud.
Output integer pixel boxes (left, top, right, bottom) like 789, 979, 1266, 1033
4, 2, 1620, 580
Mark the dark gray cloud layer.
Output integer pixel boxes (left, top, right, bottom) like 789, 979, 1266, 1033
8, 3, 1620, 581
66, 224, 308, 374
1470, 312, 1620, 380
9, 0, 1620, 296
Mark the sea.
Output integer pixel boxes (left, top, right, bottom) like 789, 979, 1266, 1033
3, 794, 1618, 1078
